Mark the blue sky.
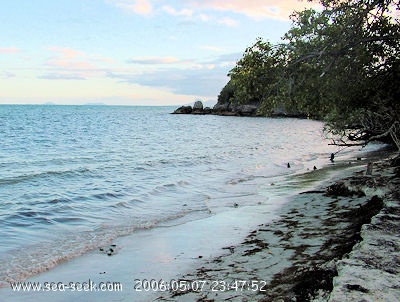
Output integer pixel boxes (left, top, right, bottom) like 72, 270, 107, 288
0, 0, 315, 105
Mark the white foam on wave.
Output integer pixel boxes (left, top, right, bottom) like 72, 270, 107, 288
0, 206, 212, 287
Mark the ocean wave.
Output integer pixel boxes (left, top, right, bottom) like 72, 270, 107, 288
138, 154, 215, 171
51, 217, 84, 224
6, 210, 54, 227
148, 180, 190, 196
110, 201, 133, 209
0, 207, 211, 287
47, 197, 72, 204
91, 192, 125, 200
0, 167, 92, 186
227, 175, 256, 185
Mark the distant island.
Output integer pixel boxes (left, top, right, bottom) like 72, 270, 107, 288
41, 102, 107, 106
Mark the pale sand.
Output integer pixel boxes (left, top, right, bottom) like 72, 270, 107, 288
157, 150, 399, 302
1, 149, 398, 302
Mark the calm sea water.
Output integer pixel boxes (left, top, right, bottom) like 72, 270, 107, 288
0, 105, 343, 285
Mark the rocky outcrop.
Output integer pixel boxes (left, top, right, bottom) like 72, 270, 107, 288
193, 100, 203, 110
173, 101, 307, 118
172, 100, 261, 116
172, 105, 192, 114
213, 101, 260, 116
271, 103, 308, 118
203, 107, 212, 114
172, 101, 206, 115
326, 157, 400, 302
172, 99, 307, 117
192, 101, 205, 114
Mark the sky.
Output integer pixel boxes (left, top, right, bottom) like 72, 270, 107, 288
0, 0, 315, 106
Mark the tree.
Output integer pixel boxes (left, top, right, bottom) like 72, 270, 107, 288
227, 39, 289, 115
220, 0, 400, 149
217, 80, 235, 105
284, 0, 400, 148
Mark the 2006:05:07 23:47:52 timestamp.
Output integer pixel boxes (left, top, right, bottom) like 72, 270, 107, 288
133, 279, 268, 292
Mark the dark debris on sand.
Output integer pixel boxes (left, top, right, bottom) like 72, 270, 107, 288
157, 154, 399, 302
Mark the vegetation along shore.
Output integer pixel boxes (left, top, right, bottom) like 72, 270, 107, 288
174, 0, 399, 151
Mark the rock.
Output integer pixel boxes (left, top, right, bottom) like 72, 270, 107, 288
203, 107, 212, 114
212, 99, 260, 116
213, 102, 229, 112
218, 111, 239, 116
325, 181, 365, 197
172, 106, 192, 114
271, 103, 307, 118
237, 104, 259, 116
193, 100, 203, 110
99, 244, 119, 256
192, 101, 205, 114
172, 101, 212, 115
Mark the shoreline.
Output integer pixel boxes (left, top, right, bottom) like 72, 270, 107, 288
157, 149, 399, 301
1, 148, 398, 301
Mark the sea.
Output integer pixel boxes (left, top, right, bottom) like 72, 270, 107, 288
0, 105, 372, 286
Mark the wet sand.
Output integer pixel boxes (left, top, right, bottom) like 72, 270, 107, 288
157, 151, 400, 301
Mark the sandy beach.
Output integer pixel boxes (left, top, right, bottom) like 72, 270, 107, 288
157, 149, 400, 302
2, 148, 399, 302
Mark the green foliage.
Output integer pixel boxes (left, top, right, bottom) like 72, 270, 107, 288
227, 39, 291, 114
220, 0, 400, 148
217, 80, 235, 105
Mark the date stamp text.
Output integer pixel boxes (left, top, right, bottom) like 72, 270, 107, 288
134, 278, 267, 292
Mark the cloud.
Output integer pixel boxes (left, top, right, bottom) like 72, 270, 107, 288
47, 46, 84, 59
127, 56, 187, 65
201, 45, 225, 52
46, 46, 96, 70
47, 59, 96, 70
162, 5, 193, 17
0, 71, 16, 79
108, 0, 315, 22
37, 46, 117, 81
218, 17, 238, 27
187, 0, 316, 20
109, 0, 153, 15
108, 0, 309, 26
206, 52, 242, 65
198, 13, 210, 22
37, 73, 86, 80
0, 47, 21, 54
108, 67, 227, 96
43, 46, 112, 78
107, 52, 241, 96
